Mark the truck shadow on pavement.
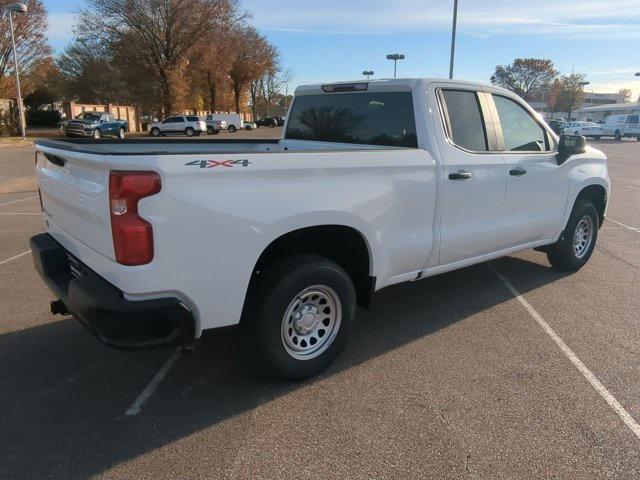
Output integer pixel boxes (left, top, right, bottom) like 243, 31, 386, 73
0, 254, 570, 479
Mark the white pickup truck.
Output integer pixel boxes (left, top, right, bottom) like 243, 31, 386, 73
32, 78, 610, 380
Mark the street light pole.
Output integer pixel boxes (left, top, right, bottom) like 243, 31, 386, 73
635, 72, 640, 108
449, 0, 458, 79
362, 71, 374, 80
5, 3, 28, 138
386, 54, 405, 79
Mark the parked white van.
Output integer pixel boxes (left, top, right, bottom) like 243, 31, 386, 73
603, 114, 640, 141
206, 113, 243, 133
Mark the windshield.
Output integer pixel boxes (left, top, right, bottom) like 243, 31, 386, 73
76, 113, 101, 121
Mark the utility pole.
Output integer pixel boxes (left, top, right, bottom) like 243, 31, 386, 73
5, 3, 28, 138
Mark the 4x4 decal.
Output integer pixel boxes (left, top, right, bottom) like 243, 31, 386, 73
185, 159, 251, 169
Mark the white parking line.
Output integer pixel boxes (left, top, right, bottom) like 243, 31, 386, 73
492, 265, 640, 440
125, 347, 181, 416
0, 195, 38, 208
608, 218, 640, 233
0, 250, 31, 267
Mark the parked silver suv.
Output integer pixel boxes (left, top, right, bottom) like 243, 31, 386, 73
148, 116, 206, 137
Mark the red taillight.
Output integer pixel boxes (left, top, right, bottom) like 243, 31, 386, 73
109, 171, 161, 266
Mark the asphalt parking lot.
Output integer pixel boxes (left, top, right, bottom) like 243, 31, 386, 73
1, 135, 639, 479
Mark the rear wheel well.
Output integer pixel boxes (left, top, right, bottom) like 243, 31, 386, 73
250, 226, 373, 308
575, 184, 607, 227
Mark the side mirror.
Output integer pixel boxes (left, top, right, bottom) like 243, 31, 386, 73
557, 134, 586, 165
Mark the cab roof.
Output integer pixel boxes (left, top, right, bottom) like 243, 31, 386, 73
294, 78, 513, 96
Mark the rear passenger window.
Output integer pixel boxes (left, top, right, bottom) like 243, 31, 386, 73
286, 92, 418, 148
441, 90, 488, 152
186, 116, 199, 122
492, 95, 549, 152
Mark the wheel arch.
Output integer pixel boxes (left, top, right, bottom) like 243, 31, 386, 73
248, 225, 375, 309
574, 184, 608, 228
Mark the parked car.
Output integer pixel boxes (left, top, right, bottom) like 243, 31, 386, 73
602, 114, 640, 141
204, 115, 227, 135
244, 122, 258, 130
63, 112, 128, 139
31, 78, 609, 380
256, 117, 277, 128
147, 115, 206, 137
547, 119, 565, 135
562, 121, 605, 139
207, 113, 243, 133
274, 116, 285, 126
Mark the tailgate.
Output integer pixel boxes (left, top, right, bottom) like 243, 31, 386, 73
36, 147, 115, 259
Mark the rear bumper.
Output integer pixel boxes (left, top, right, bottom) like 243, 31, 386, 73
30, 233, 195, 350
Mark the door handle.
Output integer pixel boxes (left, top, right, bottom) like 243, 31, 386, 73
448, 170, 472, 180
509, 167, 527, 176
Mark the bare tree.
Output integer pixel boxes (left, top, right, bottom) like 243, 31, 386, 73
260, 64, 292, 117
57, 37, 125, 104
0, 0, 52, 97
78, 0, 239, 113
228, 26, 275, 114
618, 88, 632, 103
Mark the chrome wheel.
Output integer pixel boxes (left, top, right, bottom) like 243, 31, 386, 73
573, 215, 594, 259
281, 285, 341, 360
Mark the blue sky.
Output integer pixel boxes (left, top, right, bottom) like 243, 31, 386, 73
45, 0, 640, 99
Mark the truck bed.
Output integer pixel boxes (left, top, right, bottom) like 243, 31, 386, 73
34, 138, 404, 155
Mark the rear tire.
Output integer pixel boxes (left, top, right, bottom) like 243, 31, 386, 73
228, 125, 237, 133
206, 126, 214, 135
547, 200, 599, 272
118, 127, 125, 139
243, 255, 356, 380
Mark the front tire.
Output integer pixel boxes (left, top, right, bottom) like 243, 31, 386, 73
547, 200, 599, 271
185, 127, 195, 137
92, 129, 101, 139
150, 127, 160, 137
118, 127, 126, 139
244, 255, 356, 380
228, 125, 237, 133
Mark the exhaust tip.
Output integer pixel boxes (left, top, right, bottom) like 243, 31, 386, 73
50, 300, 69, 316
